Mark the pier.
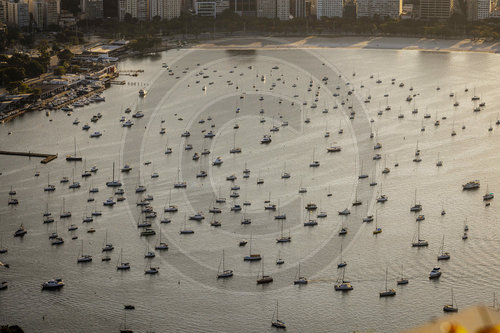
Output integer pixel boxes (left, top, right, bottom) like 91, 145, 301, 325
0, 151, 58, 164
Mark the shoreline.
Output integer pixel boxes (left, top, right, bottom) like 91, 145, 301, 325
192, 35, 500, 54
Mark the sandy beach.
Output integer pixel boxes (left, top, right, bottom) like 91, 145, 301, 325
195, 35, 500, 53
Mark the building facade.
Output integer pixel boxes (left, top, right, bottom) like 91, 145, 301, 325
7, 0, 29, 27
419, 0, 451, 19
81, 0, 103, 20
164, 0, 181, 18
317, 0, 343, 18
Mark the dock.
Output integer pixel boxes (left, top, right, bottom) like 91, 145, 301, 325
0, 151, 58, 164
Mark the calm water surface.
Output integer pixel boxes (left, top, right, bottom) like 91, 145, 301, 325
1, 39, 500, 332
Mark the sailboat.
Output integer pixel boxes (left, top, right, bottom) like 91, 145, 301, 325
276, 250, 284, 265
217, 249, 233, 278
281, 162, 290, 179
358, 160, 368, 179
437, 235, 450, 260
276, 220, 291, 243
116, 249, 130, 270
179, 215, 194, 234
271, 300, 286, 329
443, 288, 458, 312
173, 168, 187, 188
436, 152, 443, 167
337, 242, 347, 268
60, 198, 71, 218
102, 230, 114, 252
293, 263, 307, 284
410, 189, 422, 212
334, 267, 353, 291
229, 131, 242, 154
397, 265, 408, 285
256, 257, 273, 284
68, 168, 80, 189
352, 188, 362, 206
244, 234, 261, 261
379, 268, 396, 297
164, 189, 178, 212
106, 162, 122, 187
309, 148, 320, 167
77, 240, 92, 263
155, 226, 168, 250
274, 200, 286, 220
373, 210, 382, 234
483, 184, 494, 201
164, 136, 172, 154
412, 222, 428, 247
44, 173, 56, 192
66, 137, 82, 161
0, 233, 8, 253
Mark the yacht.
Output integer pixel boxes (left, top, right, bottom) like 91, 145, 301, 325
429, 267, 442, 279
260, 135, 272, 144
462, 180, 480, 190
103, 198, 116, 206
363, 215, 374, 222
212, 157, 223, 166
145, 266, 159, 275
141, 228, 156, 237
14, 225, 27, 237
327, 146, 342, 153
338, 208, 350, 215
122, 120, 134, 127
42, 278, 65, 289
132, 111, 144, 118
90, 131, 102, 138
139, 89, 147, 97
51, 237, 64, 245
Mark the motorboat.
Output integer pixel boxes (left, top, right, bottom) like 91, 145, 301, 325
42, 278, 64, 289
14, 225, 27, 237
429, 267, 442, 279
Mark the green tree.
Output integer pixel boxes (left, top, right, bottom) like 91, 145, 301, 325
54, 66, 66, 76
57, 48, 74, 63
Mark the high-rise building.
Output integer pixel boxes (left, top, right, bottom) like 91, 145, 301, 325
196, 0, 216, 15
136, 0, 147, 20
81, 0, 103, 19
290, 0, 306, 17
356, 0, 369, 15
276, 0, 289, 18
30, 0, 45, 28
164, 0, 181, 19
149, 0, 163, 18
118, 0, 137, 20
118, 0, 180, 20
371, 0, 401, 17
317, 0, 342, 17
477, 0, 490, 18
355, 0, 401, 17
0, 1, 7, 23
419, 0, 451, 18
256, 0, 275, 17
45, 0, 60, 25
7, 0, 29, 27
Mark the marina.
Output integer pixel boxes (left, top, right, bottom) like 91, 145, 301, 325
0, 37, 500, 332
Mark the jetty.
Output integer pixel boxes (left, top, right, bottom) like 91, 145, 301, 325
0, 151, 58, 164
